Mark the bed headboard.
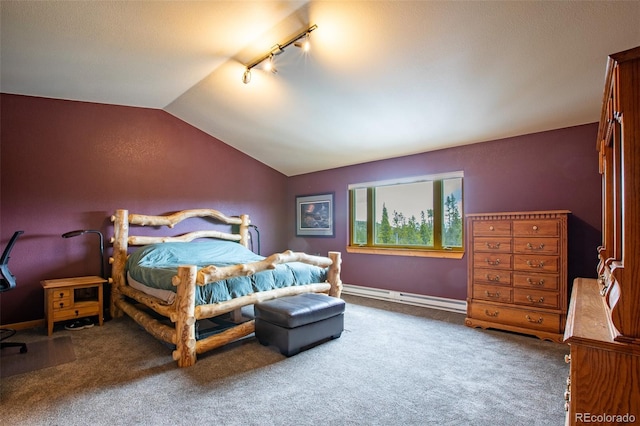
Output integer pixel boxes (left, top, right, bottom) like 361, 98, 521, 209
117, 209, 250, 248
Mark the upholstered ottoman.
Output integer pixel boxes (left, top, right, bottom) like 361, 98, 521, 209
254, 293, 345, 356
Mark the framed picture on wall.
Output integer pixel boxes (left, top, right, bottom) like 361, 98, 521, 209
296, 193, 334, 237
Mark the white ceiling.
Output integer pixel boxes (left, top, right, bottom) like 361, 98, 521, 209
2, 1, 639, 176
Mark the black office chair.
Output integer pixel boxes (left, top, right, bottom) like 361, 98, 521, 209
1, 231, 27, 353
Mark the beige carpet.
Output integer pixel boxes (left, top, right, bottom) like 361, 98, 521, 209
0, 336, 75, 378
0, 296, 570, 425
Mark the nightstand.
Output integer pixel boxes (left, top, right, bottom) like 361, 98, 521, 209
42, 275, 106, 336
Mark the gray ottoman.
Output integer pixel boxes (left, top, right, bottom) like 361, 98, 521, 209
254, 293, 345, 356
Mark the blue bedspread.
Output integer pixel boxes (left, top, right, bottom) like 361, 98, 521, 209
126, 240, 327, 305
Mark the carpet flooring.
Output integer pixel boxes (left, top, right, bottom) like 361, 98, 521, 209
0, 295, 570, 425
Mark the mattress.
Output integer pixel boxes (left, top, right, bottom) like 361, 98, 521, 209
126, 240, 327, 305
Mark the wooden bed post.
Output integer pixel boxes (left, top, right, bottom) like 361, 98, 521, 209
110, 209, 129, 319
327, 251, 343, 298
172, 265, 197, 367
239, 214, 250, 248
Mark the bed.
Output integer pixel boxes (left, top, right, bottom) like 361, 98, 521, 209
109, 209, 342, 367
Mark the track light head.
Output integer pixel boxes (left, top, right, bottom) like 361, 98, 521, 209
294, 33, 311, 52
242, 68, 251, 84
264, 55, 277, 74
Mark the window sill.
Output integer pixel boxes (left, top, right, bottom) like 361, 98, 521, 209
346, 246, 464, 259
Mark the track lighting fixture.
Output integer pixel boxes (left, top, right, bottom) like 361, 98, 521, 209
242, 24, 317, 84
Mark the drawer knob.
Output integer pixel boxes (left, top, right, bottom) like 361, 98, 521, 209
485, 290, 500, 298
527, 295, 545, 304
485, 242, 501, 249
59, 302, 64, 308
526, 260, 545, 268
526, 242, 545, 250
564, 354, 571, 364
526, 277, 545, 286
75, 310, 79, 317
485, 258, 501, 266
525, 315, 543, 324
484, 309, 499, 317
489, 226, 494, 231
486, 274, 501, 282
532, 225, 538, 231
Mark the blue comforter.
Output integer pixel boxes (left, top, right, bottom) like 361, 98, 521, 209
126, 240, 327, 305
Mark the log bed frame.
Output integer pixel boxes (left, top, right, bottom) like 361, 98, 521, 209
109, 209, 342, 367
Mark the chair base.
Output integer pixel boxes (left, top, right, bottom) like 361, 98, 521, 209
1, 341, 27, 353
1, 328, 27, 353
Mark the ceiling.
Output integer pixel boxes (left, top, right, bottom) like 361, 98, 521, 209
2, 1, 639, 176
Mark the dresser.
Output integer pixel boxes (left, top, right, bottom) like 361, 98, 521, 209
563, 46, 640, 424
466, 210, 569, 343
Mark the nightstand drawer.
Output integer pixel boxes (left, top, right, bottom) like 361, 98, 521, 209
52, 303, 100, 322
51, 288, 72, 300
51, 298, 72, 310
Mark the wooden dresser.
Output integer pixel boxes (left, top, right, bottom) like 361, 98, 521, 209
563, 46, 640, 424
465, 210, 569, 343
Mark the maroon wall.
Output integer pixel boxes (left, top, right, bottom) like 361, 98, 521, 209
1, 94, 288, 324
1, 93, 602, 324
287, 124, 602, 301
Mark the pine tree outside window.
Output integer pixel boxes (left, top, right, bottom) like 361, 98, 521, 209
348, 172, 464, 258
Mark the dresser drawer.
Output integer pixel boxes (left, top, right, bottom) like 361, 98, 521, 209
474, 268, 512, 286
513, 273, 559, 291
469, 301, 561, 333
473, 237, 512, 253
473, 284, 513, 303
472, 220, 512, 236
513, 254, 559, 273
513, 288, 560, 309
473, 253, 512, 270
513, 220, 559, 237
513, 237, 559, 255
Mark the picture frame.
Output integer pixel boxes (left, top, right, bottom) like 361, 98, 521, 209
295, 193, 335, 237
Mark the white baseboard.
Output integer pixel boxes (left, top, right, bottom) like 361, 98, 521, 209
342, 284, 467, 314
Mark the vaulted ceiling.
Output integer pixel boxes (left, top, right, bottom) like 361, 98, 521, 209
2, 1, 639, 176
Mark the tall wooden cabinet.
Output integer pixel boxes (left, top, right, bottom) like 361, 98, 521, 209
564, 46, 640, 424
466, 210, 569, 343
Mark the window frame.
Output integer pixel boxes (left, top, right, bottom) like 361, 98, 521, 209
347, 171, 464, 259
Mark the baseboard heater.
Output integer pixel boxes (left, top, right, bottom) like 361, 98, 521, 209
342, 284, 467, 314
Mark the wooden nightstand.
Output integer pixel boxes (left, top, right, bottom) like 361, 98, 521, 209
42, 275, 106, 336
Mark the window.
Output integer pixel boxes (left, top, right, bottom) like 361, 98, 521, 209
348, 172, 464, 258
